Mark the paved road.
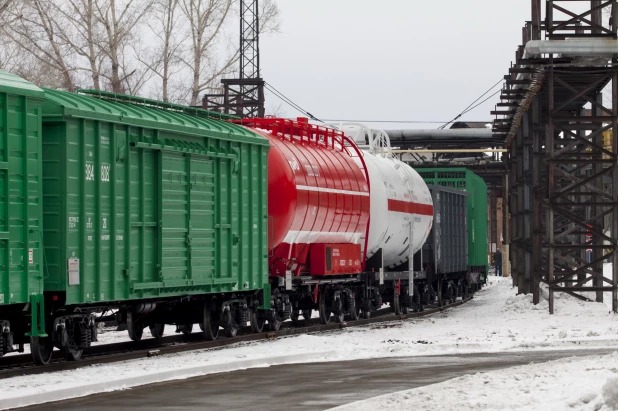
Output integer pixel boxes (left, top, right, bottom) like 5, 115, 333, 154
20, 348, 617, 410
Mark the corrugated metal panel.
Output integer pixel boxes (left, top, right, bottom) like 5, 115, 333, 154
42, 89, 267, 147
416, 168, 488, 275
426, 185, 468, 274
0, 71, 44, 306
41, 89, 269, 305
0, 70, 45, 99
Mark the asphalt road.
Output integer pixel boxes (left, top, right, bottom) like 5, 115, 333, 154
18, 348, 617, 410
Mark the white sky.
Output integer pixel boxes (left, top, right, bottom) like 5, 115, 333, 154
260, 0, 531, 129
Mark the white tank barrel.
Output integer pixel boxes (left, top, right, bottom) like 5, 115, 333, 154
333, 123, 434, 269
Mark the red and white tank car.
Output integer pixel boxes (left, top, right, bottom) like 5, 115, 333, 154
240, 118, 434, 326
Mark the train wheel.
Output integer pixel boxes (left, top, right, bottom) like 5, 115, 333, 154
393, 288, 402, 315
361, 309, 371, 319
30, 336, 53, 365
149, 323, 165, 339
224, 325, 238, 338
334, 312, 345, 323
62, 346, 83, 361
250, 310, 265, 333
347, 304, 360, 321
127, 311, 143, 342
179, 323, 193, 335
318, 286, 331, 324
202, 298, 219, 341
290, 308, 300, 322
267, 316, 282, 331
462, 284, 470, 300
437, 280, 444, 307
302, 309, 312, 320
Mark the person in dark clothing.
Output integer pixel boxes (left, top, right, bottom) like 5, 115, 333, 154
494, 249, 502, 277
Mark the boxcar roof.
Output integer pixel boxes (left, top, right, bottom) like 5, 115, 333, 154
0, 70, 45, 99
42, 88, 268, 145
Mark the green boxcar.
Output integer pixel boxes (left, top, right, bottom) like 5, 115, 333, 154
416, 168, 489, 283
41, 90, 270, 306
0, 71, 46, 348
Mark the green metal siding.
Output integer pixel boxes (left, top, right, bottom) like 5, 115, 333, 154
416, 168, 488, 274
0, 71, 44, 306
41, 90, 269, 305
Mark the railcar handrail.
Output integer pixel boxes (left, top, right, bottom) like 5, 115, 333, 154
76, 89, 238, 121
340, 134, 372, 270
233, 117, 347, 151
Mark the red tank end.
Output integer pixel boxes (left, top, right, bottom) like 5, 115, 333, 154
267, 139, 297, 249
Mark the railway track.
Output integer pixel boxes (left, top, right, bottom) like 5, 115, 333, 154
0, 297, 472, 380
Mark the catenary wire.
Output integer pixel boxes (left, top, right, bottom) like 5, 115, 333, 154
321, 119, 490, 124
459, 89, 502, 117
265, 80, 501, 127
264, 84, 308, 116
438, 78, 505, 129
264, 82, 326, 123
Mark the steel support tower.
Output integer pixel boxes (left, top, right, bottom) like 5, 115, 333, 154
203, 0, 265, 118
494, 0, 618, 313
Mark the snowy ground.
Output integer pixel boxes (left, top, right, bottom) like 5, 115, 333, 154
2, 269, 618, 408
334, 352, 618, 411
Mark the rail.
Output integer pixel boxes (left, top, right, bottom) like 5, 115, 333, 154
0, 297, 473, 380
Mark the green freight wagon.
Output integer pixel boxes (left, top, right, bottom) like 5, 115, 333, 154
35, 89, 272, 362
415, 168, 489, 286
0, 71, 47, 358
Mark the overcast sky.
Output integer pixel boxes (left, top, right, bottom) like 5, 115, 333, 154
260, 0, 531, 130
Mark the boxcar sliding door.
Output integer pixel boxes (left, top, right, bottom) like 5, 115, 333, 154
159, 152, 218, 288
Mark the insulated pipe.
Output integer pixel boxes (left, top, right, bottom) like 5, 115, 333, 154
386, 129, 493, 140
524, 39, 618, 57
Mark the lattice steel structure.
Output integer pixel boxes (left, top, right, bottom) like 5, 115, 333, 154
203, 0, 265, 118
495, 0, 618, 313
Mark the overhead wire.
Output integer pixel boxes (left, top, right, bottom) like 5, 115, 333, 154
264, 82, 326, 123
438, 78, 505, 129
264, 83, 306, 115
265, 79, 503, 128
460, 89, 502, 116
321, 119, 490, 124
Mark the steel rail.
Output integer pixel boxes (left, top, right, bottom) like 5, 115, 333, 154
0, 297, 472, 380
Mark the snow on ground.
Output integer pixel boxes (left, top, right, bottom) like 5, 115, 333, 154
2, 270, 618, 407
334, 352, 618, 411
93, 267, 618, 352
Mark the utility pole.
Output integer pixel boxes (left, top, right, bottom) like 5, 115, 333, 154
203, 0, 265, 118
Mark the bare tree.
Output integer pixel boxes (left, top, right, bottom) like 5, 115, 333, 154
0, 1, 18, 70
2, 0, 77, 90
2, 0, 152, 92
1, 0, 280, 103
179, 0, 236, 105
0, 36, 24, 73
178, 0, 280, 106
259, 0, 280, 34
265, 100, 285, 117
138, 0, 187, 101
93, 0, 152, 93
50, 0, 105, 90
0, 0, 15, 20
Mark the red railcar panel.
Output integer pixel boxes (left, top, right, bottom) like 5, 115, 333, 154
309, 244, 362, 276
237, 118, 370, 277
